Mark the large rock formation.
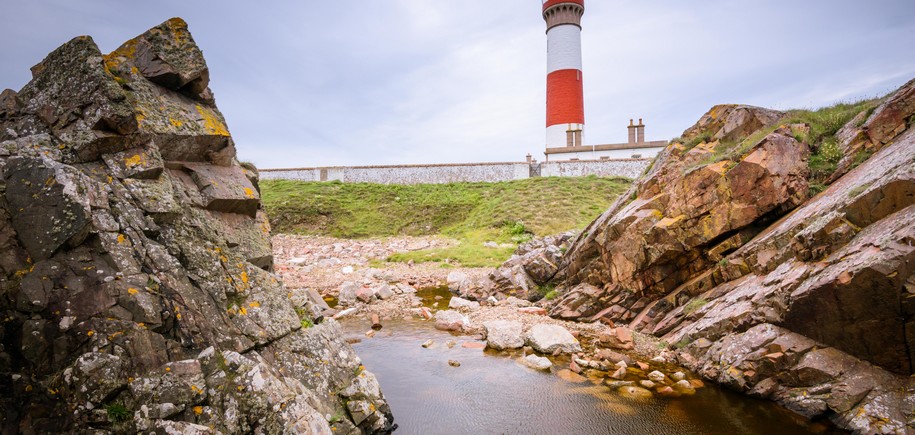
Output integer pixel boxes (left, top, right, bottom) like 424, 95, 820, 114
470, 83, 915, 433
0, 19, 392, 434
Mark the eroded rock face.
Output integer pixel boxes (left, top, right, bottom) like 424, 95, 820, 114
830, 77, 915, 182
553, 123, 809, 326
480, 83, 915, 433
457, 231, 575, 301
0, 19, 392, 434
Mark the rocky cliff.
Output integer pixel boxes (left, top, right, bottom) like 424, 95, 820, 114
463, 81, 915, 433
0, 19, 392, 434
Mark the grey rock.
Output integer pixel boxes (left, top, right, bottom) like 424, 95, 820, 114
338, 282, 359, 306
483, 320, 524, 350
448, 296, 480, 311
375, 284, 394, 300
520, 354, 553, 370
523, 324, 581, 354
648, 371, 667, 384
447, 270, 468, 292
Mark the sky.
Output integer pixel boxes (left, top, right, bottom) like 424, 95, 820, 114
1, 0, 914, 169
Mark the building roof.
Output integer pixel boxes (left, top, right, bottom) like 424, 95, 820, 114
544, 140, 667, 155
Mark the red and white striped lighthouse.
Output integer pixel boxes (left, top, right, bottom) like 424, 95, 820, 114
542, 0, 585, 149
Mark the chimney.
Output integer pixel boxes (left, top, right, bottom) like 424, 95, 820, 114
636, 118, 645, 143
627, 119, 636, 144
526, 153, 532, 163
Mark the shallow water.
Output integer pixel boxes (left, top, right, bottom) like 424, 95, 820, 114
342, 318, 840, 435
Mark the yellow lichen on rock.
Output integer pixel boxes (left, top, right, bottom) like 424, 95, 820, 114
124, 154, 144, 168
195, 105, 230, 136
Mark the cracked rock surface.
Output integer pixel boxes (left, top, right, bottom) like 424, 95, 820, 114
0, 18, 392, 434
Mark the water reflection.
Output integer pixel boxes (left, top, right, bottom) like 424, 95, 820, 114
342, 318, 839, 435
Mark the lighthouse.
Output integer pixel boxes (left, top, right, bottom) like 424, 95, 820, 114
543, 0, 585, 149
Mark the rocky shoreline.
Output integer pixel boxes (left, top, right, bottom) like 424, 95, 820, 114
276, 77, 915, 434
276, 236, 711, 403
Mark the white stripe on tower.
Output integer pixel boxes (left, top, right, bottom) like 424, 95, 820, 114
547, 25, 583, 73
543, 0, 585, 149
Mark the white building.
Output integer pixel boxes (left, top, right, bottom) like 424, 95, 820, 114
544, 118, 666, 161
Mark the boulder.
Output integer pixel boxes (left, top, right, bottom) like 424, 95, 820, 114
446, 271, 468, 292
338, 282, 359, 306
523, 324, 582, 354
599, 327, 634, 350
448, 296, 480, 311
482, 320, 524, 350
434, 310, 468, 332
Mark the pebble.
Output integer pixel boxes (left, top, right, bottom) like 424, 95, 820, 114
364, 330, 375, 338
610, 367, 627, 380
648, 371, 667, 383
639, 380, 656, 389
448, 360, 461, 367
421, 340, 434, 348
520, 354, 552, 371
671, 371, 686, 382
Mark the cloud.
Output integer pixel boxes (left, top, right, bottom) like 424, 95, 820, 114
1, 0, 913, 168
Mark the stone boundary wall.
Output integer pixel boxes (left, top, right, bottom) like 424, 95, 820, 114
541, 159, 650, 179
259, 158, 653, 185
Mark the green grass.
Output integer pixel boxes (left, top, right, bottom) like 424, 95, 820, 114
105, 403, 131, 423
386, 229, 519, 267
684, 98, 881, 179
261, 176, 631, 267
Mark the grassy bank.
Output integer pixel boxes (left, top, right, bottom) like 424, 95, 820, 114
676, 98, 881, 195
260, 176, 631, 267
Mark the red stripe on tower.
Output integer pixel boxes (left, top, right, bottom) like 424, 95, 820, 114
543, 0, 585, 149
546, 70, 584, 126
